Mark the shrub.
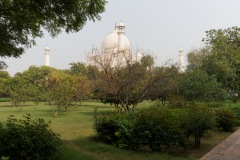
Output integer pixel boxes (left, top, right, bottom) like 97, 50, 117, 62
215, 108, 237, 132
94, 111, 138, 149
0, 114, 62, 160
0, 98, 11, 102
133, 108, 185, 152
229, 106, 240, 126
94, 105, 217, 151
181, 105, 215, 147
166, 95, 187, 108
207, 101, 225, 108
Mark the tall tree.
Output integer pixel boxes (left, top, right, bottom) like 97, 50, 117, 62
202, 26, 240, 94
44, 71, 74, 116
2, 76, 37, 110
72, 75, 92, 107
186, 46, 211, 71
0, 70, 11, 97
0, 0, 106, 68
141, 55, 154, 70
178, 70, 226, 101
68, 62, 99, 80
17, 66, 57, 101
91, 53, 174, 112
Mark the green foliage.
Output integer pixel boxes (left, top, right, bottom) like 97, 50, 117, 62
18, 66, 57, 102
95, 56, 177, 112
0, 71, 11, 97
94, 104, 219, 150
186, 46, 211, 71
94, 110, 137, 149
68, 62, 99, 80
166, 95, 187, 108
215, 108, 237, 132
178, 70, 226, 101
0, 0, 106, 69
0, 98, 11, 102
0, 114, 62, 160
206, 101, 225, 108
1, 157, 9, 160
229, 106, 240, 125
181, 105, 215, 147
2, 76, 37, 110
94, 107, 186, 152
45, 72, 75, 116
141, 55, 154, 70
0, 101, 233, 160
202, 26, 240, 92
133, 108, 186, 152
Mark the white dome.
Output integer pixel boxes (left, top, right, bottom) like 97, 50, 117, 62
45, 46, 50, 50
101, 30, 118, 51
118, 22, 125, 27
101, 29, 131, 52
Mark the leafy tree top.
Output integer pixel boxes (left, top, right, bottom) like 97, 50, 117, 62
0, 0, 106, 68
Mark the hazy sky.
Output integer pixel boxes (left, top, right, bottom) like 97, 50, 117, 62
4, 0, 240, 76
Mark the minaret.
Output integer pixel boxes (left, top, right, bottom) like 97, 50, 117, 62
44, 47, 50, 66
117, 22, 125, 51
178, 48, 185, 72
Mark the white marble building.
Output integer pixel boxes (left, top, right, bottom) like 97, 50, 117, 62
87, 22, 142, 68
44, 46, 50, 66
178, 48, 185, 72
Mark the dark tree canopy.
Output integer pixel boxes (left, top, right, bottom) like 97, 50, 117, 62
186, 46, 211, 71
0, 0, 106, 68
202, 26, 240, 92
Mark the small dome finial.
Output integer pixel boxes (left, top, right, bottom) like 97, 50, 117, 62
117, 21, 125, 31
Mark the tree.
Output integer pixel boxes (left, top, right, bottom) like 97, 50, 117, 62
72, 75, 92, 107
0, 0, 106, 68
178, 70, 226, 101
0, 71, 11, 97
17, 65, 57, 101
69, 62, 99, 80
69, 62, 88, 76
147, 66, 179, 104
91, 52, 175, 112
186, 46, 211, 71
2, 76, 37, 110
202, 26, 240, 94
140, 55, 154, 70
182, 105, 215, 148
44, 71, 74, 116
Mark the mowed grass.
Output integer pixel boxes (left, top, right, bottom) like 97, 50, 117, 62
0, 101, 234, 160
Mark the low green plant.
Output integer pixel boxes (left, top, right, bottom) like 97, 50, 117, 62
0, 114, 63, 160
94, 110, 138, 149
94, 107, 186, 152
0, 98, 11, 102
229, 106, 240, 125
207, 101, 225, 108
133, 108, 186, 152
215, 108, 237, 132
181, 105, 215, 148
1, 157, 9, 160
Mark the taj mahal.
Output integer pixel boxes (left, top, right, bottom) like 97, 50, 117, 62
87, 21, 143, 69
44, 22, 185, 72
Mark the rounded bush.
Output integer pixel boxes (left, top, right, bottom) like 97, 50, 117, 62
0, 114, 62, 160
215, 108, 237, 132
133, 108, 186, 151
181, 105, 215, 147
229, 106, 240, 125
94, 112, 137, 149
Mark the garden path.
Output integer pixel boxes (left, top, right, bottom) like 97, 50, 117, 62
200, 128, 240, 160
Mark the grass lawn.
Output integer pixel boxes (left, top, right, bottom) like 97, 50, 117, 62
0, 101, 234, 160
